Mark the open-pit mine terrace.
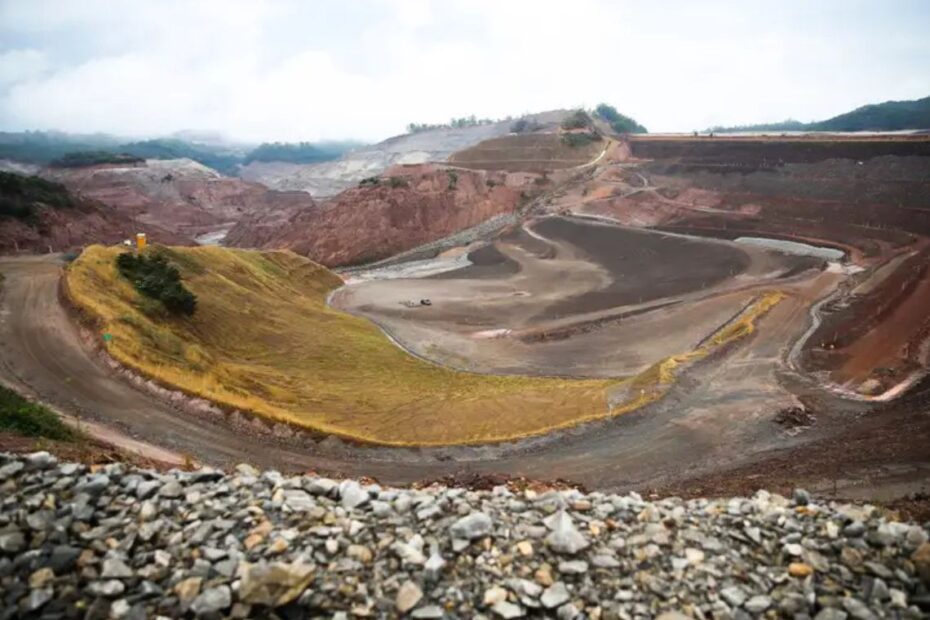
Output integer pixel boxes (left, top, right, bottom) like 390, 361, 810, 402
1, 134, 929, 500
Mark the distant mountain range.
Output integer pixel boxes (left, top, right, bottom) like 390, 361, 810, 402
708, 95, 930, 133
0, 131, 365, 176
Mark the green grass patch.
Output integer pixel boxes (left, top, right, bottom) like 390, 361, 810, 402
0, 384, 75, 441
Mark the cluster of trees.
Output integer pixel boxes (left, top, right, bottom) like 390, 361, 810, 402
120, 139, 243, 175
407, 115, 500, 134
0, 130, 122, 164
244, 141, 361, 165
510, 117, 543, 133
561, 109, 593, 130
594, 104, 648, 134
50, 151, 144, 168
0, 171, 75, 224
116, 252, 197, 316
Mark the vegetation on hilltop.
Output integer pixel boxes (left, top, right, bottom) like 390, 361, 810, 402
0, 131, 361, 176
116, 252, 197, 316
708, 95, 930, 133
814, 96, 930, 131
0, 131, 122, 164
561, 109, 593, 130
243, 141, 361, 165
50, 151, 144, 168
0, 171, 76, 224
119, 139, 243, 175
406, 115, 503, 134
594, 104, 648, 134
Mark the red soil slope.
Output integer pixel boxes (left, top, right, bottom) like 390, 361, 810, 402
44, 160, 317, 239
226, 165, 528, 267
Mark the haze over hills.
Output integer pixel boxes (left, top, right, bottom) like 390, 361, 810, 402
0, 131, 364, 176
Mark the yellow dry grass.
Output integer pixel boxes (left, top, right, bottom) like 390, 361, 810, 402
65, 245, 783, 446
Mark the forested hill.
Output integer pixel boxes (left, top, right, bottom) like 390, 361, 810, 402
708, 95, 930, 133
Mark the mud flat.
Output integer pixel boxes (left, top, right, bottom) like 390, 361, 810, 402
336, 216, 813, 378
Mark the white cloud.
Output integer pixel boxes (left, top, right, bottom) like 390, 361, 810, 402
0, 0, 928, 141
0, 49, 50, 88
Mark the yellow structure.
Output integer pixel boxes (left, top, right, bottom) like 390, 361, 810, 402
136, 233, 147, 251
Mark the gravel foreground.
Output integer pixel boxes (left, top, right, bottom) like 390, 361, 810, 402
1, 453, 929, 619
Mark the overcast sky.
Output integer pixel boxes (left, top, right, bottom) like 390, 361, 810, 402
0, 0, 928, 143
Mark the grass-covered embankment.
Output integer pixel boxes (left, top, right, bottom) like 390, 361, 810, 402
66, 245, 615, 446
64, 245, 783, 446
0, 384, 75, 441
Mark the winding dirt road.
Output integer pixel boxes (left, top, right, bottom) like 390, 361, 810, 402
1, 254, 927, 501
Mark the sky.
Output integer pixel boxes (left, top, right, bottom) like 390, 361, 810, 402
0, 0, 928, 143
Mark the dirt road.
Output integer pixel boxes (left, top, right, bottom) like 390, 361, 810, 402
1, 255, 927, 501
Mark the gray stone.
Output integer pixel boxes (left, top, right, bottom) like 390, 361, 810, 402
76, 474, 110, 495
558, 560, 588, 574
745, 595, 772, 613
135, 480, 161, 500
47, 545, 81, 572
87, 579, 126, 597
25, 588, 53, 611
190, 585, 232, 616
590, 554, 620, 568
101, 557, 133, 579
24, 451, 56, 470
450, 512, 493, 541
411, 604, 444, 619
545, 511, 589, 554
492, 600, 524, 618
842, 597, 877, 620
158, 480, 183, 498
339, 480, 369, 509
0, 528, 25, 553
281, 489, 315, 511
721, 586, 748, 608
793, 488, 811, 506
0, 460, 24, 479
541, 582, 571, 609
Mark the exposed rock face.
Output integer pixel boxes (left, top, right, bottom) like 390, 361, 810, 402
44, 159, 317, 239
226, 165, 527, 267
1, 452, 928, 618
239, 110, 570, 197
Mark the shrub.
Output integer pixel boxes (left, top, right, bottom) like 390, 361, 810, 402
511, 117, 543, 134
116, 252, 197, 316
50, 151, 144, 168
447, 170, 459, 190
388, 176, 409, 189
359, 176, 380, 187
561, 132, 602, 148
561, 109, 592, 130
0, 171, 76, 225
0, 384, 75, 440
594, 103, 647, 134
